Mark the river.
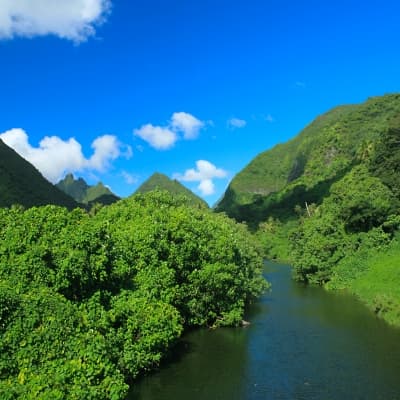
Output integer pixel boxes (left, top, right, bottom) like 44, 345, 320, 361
130, 262, 400, 400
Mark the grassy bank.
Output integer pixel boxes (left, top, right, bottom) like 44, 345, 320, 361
327, 239, 400, 327
327, 240, 400, 326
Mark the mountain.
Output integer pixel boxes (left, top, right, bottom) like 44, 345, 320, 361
56, 173, 120, 206
216, 93, 400, 327
135, 172, 208, 207
216, 93, 400, 227
0, 138, 78, 209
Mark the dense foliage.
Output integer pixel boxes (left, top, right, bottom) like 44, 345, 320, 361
287, 117, 400, 325
327, 239, 400, 326
369, 119, 400, 197
290, 164, 398, 283
216, 94, 400, 228
216, 93, 400, 327
254, 217, 298, 261
0, 139, 78, 210
0, 191, 267, 398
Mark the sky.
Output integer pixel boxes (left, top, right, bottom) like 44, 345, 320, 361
1, 0, 400, 206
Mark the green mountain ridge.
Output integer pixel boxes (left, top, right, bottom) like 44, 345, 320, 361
56, 173, 120, 206
218, 93, 400, 327
216, 93, 400, 226
0, 139, 78, 209
135, 172, 208, 207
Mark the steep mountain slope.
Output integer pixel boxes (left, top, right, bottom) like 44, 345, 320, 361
216, 93, 400, 327
0, 139, 78, 209
216, 94, 400, 226
56, 173, 120, 206
135, 172, 208, 207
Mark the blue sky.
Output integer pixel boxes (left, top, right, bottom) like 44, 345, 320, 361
1, 0, 400, 205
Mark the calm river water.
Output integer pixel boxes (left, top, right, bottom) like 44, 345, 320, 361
130, 262, 400, 400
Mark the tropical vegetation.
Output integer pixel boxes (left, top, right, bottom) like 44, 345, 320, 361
2, 92, 400, 398
217, 93, 400, 327
0, 191, 267, 398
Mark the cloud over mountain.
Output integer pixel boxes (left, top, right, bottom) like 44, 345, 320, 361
173, 160, 227, 196
0, 128, 129, 183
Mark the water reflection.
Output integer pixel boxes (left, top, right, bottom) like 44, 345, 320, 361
130, 327, 251, 399
130, 262, 400, 400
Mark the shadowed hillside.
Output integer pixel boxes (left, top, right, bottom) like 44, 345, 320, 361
0, 139, 78, 209
216, 94, 400, 227
56, 173, 120, 206
216, 93, 400, 328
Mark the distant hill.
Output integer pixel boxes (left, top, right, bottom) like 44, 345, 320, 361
0, 138, 78, 209
135, 172, 208, 207
56, 173, 120, 206
216, 93, 400, 226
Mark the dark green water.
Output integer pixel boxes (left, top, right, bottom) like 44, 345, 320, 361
130, 262, 400, 400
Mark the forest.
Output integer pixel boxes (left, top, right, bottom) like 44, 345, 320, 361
0, 191, 267, 399
224, 96, 400, 327
290, 122, 400, 325
2, 94, 400, 398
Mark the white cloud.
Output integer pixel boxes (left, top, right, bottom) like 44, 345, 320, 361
0, 0, 111, 43
173, 160, 227, 196
171, 112, 204, 139
121, 171, 138, 185
198, 179, 214, 196
0, 128, 126, 183
176, 160, 227, 181
133, 112, 206, 150
134, 124, 177, 150
89, 134, 121, 171
228, 118, 246, 129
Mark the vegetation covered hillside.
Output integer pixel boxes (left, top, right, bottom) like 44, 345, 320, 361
290, 117, 400, 324
136, 172, 208, 207
56, 173, 120, 206
218, 93, 400, 327
216, 94, 400, 227
0, 191, 267, 398
0, 139, 78, 209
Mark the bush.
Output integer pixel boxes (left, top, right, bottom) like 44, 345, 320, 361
0, 191, 268, 398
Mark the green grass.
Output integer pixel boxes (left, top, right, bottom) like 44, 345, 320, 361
214, 92, 400, 328
326, 239, 400, 327
350, 241, 400, 326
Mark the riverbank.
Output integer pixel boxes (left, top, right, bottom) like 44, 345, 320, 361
326, 238, 400, 327
0, 193, 268, 399
256, 220, 400, 328
131, 263, 400, 400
